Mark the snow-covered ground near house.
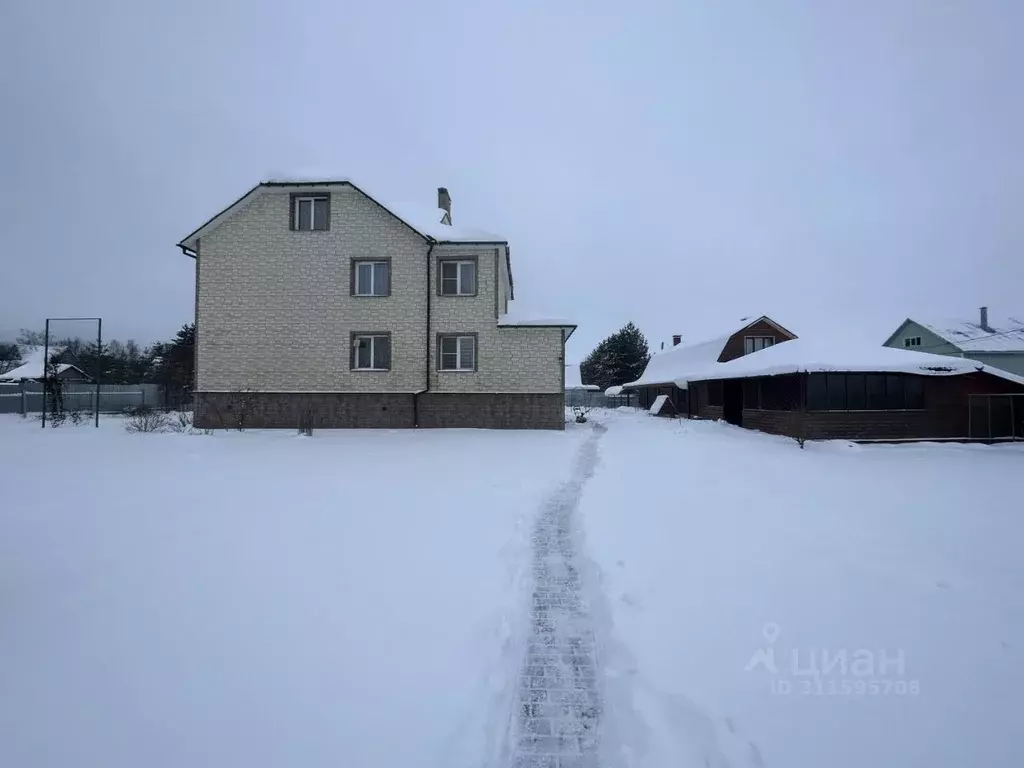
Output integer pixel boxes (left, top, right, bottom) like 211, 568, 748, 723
0, 415, 584, 768
582, 409, 1024, 767
3, 410, 1022, 768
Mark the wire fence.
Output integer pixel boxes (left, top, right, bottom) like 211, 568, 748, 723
564, 389, 635, 409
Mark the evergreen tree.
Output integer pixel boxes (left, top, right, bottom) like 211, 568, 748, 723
151, 323, 195, 407
579, 322, 650, 391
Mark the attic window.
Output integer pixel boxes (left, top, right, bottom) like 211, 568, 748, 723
744, 336, 775, 355
291, 194, 330, 231
903, 336, 922, 348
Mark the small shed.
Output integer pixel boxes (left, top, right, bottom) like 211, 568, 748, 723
0, 346, 90, 383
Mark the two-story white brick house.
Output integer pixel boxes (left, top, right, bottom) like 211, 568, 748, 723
176, 178, 574, 429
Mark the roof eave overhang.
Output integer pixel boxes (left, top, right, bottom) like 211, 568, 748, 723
499, 323, 577, 341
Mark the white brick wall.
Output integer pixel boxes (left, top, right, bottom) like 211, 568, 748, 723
430, 245, 562, 393
196, 185, 562, 394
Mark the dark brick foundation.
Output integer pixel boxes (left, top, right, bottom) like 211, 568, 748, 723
194, 391, 564, 430
195, 392, 415, 429
419, 393, 564, 430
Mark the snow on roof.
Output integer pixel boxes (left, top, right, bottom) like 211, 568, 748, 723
624, 315, 793, 390
265, 176, 507, 242
624, 335, 730, 389
499, 301, 576, 331
0, 362, 78, 381
682, 337, 1024, 387
1, 346, 91, 381
913, 316, 1024, 353
604, 385, 624, 396
179, 177, 507, 251
382, 198, 506, 243
0, 346, 67, 380
564, 363, 600, 391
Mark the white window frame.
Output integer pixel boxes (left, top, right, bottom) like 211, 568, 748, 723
903, 336, 922, 348
744, 336, 775, 355
354, 261, 389, 296
440, 260, 476, 296
293, 195, 328, 231
439, 335, 476, 371
352, 334, 390, 371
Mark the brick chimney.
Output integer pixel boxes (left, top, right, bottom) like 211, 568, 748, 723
672, 334, 682, 346
438, 187, 452, 223
979, 306, 993, 332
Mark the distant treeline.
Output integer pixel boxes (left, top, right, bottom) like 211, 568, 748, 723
0, 324, 195, 393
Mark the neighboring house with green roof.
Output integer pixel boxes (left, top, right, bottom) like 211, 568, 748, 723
883, 307, 1024, 377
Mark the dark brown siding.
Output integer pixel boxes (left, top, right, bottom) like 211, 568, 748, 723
738, 371, 1024, 441
718, 319, 797, 362
633, 384, 684, 415
743, 409, 803, 436
689, 381, 724, 421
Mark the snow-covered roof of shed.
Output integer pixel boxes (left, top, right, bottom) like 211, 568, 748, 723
912, 316, 1024, 353
17, 345, 61, 368
623, 315, 795, 390
0, 361, 80, 381
682, 337, 1024, 387
564, 363, 599, 390
604, 385, 624, 396
0, 345, 90, 381
177, 177, 507, 253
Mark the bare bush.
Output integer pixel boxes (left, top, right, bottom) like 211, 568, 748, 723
166, 411, 194, 433
124, 406, 170, 433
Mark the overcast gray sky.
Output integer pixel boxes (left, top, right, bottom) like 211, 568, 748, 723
2, 0, 1021, 359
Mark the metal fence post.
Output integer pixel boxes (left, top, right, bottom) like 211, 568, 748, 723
42, 319, 49, 428
95, 318, 102, 428
20, 382, 26, 415
1013, 395, 1018, 441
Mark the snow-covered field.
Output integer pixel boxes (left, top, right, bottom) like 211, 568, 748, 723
2, 411, 1022, 767
582, 411, 1024, 767
0, 416, 584, 768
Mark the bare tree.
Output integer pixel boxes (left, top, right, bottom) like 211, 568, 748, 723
16, 329, 46, 347
0, 343, 21, 375
44, 356, 66, 427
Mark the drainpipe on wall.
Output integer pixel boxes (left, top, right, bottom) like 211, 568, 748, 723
414, 242, 436, 427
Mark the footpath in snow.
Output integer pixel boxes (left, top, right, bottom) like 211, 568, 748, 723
511, 424, 605, 768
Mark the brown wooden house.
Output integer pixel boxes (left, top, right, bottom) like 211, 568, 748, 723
624, 316, 797, 412
684, 338, 1024, 441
